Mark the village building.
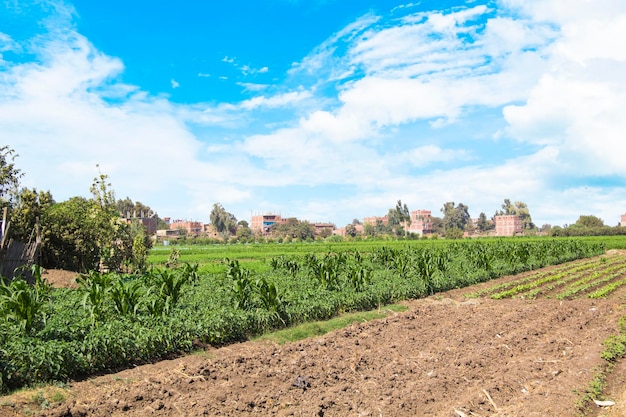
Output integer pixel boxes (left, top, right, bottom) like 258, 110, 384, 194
250, 213, 285, 235
406, 210, 433, 236
494, 215, 523, 236
169, 219, 203, 236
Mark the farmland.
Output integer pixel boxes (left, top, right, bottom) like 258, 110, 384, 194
1, 237, 626, 416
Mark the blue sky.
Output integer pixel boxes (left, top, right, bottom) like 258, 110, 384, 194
1, 0, 626, 227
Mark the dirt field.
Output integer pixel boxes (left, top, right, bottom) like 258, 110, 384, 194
2, 256, 625, 417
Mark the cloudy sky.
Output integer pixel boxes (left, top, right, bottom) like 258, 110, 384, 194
1, 0, 625, 227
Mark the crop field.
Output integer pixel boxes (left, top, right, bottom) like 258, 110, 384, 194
0, 237, 610, 394
465, 252, 626, 300
2, 238, 626, 416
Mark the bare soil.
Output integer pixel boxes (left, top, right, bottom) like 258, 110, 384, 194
2, 255, 626, 417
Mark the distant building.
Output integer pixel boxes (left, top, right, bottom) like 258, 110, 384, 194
169, 220, 203, 236
407, 210, 433, 236
494, 215, 523, 236
251, 213, 285, 235
621, 213, 626, 227
121, 212, 158, 235
313, 222, 335, 235
362, 215, 388, 226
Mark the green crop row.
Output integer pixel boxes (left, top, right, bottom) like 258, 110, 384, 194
0, 238, 605, 392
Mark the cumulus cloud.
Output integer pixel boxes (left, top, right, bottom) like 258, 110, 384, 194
2, 0, 625, 226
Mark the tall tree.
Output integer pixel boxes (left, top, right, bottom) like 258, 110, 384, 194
210, 203, 237, 236
387, 200, 411, 236
441, 201, 470, 232
476, 212, 491, 232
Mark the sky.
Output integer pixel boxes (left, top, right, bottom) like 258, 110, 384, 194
1, 0, 626, 228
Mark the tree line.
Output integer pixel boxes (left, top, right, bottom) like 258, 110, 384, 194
1, 147, 157, 273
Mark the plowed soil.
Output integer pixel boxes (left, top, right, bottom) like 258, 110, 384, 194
2, 254, 626, 417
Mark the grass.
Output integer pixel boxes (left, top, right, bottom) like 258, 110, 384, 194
253, 303, 408, 345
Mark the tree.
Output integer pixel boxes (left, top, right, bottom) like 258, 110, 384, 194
441, 202, 470, 232
345, 223, 359, 238
430, 217, 444, 236
9, 188, 55, 242
210, 203, 237, 237
41, 173, 136, 273
574, 215, 604, 228
271, 218, 316, 240
387, 200, 411, 236
0, 146, 23, 207
498, 199, 535, 230
476, 212, 491, 233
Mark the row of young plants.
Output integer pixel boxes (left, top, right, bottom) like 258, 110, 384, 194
466, 254, 626, 300
0, 238, 604, 392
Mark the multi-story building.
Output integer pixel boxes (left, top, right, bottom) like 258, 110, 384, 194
494, 215, 523, 236
169, 219, 203, 236
251, 213, 285, 235
407, 210, 433, 236
621, 213, 626, 227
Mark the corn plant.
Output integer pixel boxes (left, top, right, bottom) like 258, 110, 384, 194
76, 270, 113, 324
256, 276, 283, 313
0, 266, 51, 334
110, 279, 143, 316
226, 259, 255, 310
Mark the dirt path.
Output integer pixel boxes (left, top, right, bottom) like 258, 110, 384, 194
2, 258, 626, 417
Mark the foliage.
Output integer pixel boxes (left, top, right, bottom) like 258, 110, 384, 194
0, 238, 609, 393
0, 266, 50, 334
7, 188, 54, 242
271, 218, 316, 240
476, 212, 492, 232
0, 146, 23, 207
210, 203, 237, 236
387, 199, 411, 236
40, 173, 141, 273
441, 201, 470, 232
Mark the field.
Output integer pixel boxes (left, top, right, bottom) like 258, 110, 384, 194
1, 237, 626, 416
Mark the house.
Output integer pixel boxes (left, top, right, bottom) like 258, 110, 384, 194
251, 213, 285, 235
407, 210, 433, 236
169, 219, 203, 236
621, 213, 626, 227
494, 215, 523, 236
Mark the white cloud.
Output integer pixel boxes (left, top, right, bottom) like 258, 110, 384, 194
3, 0, 626, 228
239, 90, 311, 110
502, 2, 626, 177
170, 79, 180, 88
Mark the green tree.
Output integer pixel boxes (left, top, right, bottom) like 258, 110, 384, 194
476, 212, 491, 232
387, 200, 411, 236
0, 146, 23, 207
441, 202, 470, 232
41, 173, 134, 273
271, 218, 316, 240
9, 188, 55, 241
344, 223, 359, 238
574, 215, 604, 228
210, 203, 238, 237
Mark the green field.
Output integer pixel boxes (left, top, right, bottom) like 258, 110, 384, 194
0, 237, 619, 393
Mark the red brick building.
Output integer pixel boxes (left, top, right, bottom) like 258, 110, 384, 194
251, 213, 285, 235
494, 215, 523, 236
407, 210, 433, 236
169, 220, 203, 236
